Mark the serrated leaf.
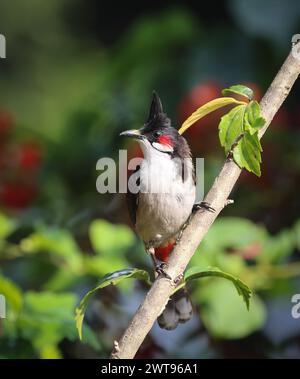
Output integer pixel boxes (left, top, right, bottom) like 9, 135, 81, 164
233, 132, 262, 176
75, 268, 151, 340
184, 266, 252, 310
218, 104, 246, 153
244, 101, 266, 134
178, 97, 246, 135
222, 85, 253, 101
244, 101, 260, 124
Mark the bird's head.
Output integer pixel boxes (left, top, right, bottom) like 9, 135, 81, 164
120, 92, 190, 158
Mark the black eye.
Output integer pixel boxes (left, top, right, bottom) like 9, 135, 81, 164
153, 131, 162, 138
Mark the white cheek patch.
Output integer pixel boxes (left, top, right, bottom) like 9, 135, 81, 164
152, 142, 174, 153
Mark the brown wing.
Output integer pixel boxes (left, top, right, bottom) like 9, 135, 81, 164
126, 190, 139, 226
126, 168, 140, 226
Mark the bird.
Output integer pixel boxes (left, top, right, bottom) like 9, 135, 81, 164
120, 91, 209, 330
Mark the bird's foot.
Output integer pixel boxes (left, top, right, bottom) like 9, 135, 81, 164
155, 262, 172, 280
156, 263, 183, 285
193, 201, 215, 213
176, 202, 215, 245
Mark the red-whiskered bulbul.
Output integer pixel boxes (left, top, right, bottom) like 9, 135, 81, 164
120, 92, 211, 330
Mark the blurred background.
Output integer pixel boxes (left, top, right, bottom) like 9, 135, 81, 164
0, 0, 300, 359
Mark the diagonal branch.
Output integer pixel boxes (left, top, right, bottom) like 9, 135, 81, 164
110, 46, 300, 359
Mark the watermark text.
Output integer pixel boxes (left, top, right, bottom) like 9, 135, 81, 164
291, 294, 300, 319
0, 34, 6, 58
0, 294, 5, 318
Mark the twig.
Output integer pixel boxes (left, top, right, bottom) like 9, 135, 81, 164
110, 47, 300, 359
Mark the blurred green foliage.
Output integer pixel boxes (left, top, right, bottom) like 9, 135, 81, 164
1, 212, 300, 357
0, 212, 138, 357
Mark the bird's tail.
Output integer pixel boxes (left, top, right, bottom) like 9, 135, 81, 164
157, 287, 193, 330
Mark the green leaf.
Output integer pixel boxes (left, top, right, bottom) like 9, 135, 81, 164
233, 132, 262, 176
195, 280, 266, 339
0, 213, 16, 240
218, 98, 264, 176
189, 218, 268, 276
294, 220, 300, 253
80, 324, 103, 352
89, 219, 135, 256
40, 344, 62, 359
179, 97, 246, 135
0, 275, 23, 316
42, 269, 78, 291
222, 85, 254, 101
75, 268, 151, 340
184, 266, 251, 310
259, 229, 294, 264
201, 217, 268, 251
218, 104, 246, 153
19, 291, 77, 355
20, 227, 82, 271
83, 255, 129, 278
244, 101, 266, 134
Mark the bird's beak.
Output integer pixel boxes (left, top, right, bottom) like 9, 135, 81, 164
119, 129, 144, 140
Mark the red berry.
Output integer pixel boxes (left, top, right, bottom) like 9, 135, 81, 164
18, 141, 42, 170
0, 182, 37, 209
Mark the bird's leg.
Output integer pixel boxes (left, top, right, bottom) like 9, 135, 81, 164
148, 247, 160, 272
145, 244, 183, 286
155, 262, 172, 280
145, 245, 158, 266
192, 201, 216, 213
145, 244, 172, 280
175, 201, 215, 246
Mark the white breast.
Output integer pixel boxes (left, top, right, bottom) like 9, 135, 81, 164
135, 149, 195, 246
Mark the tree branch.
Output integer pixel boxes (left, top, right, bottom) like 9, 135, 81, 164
111, 46, 300, 359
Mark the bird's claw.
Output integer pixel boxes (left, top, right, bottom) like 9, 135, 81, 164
193, 201, 215, 213
155, 264, 183, 284
155, 263, 172, 280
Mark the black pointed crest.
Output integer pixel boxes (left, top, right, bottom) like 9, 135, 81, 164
147, 91, 163, 122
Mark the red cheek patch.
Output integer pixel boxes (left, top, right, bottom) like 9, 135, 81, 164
158, 135, 172, 147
